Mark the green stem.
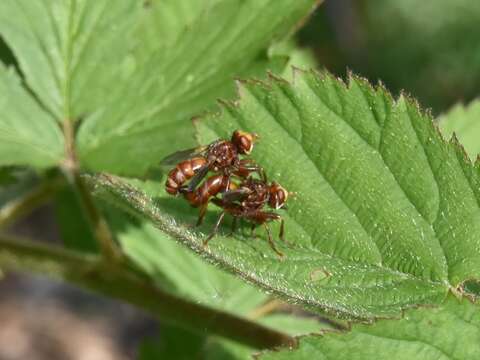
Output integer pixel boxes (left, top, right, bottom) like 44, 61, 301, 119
0, 176, 64, 229
0, 234, 296, 350
62, 120, 123, 263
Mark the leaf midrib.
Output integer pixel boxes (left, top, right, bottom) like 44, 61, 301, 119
67, 1, 111, 109
403, 103, 449, 281
13, 0, 62, 115
90, 174, 450, 318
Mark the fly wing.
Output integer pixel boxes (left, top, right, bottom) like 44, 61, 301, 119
221, 187, 251, 203
185, 163, 211, 192
160, 146, 208, 167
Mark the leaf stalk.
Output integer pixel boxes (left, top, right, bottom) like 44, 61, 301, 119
62, 120, 123, 262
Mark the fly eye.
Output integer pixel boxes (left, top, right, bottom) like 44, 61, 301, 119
273, 188, 288, 209
240, 137, 252, 154
275, 196, 284, 209
275, 201, 282, 210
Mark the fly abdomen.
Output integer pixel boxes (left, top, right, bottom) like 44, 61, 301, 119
165, 157, 207, 195
184, 175, 227, 207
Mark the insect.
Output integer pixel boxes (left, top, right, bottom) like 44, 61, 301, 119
206, 176, 289, 257
163, 130, 265, 196
182, 173, 237, 226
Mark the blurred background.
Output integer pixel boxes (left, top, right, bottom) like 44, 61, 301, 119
1, 0, 479, 358
299, 0, 480, 113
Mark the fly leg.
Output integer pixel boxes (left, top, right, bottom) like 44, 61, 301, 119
204, 211, 225, 248
259, 166, 267, 183
229, 217, 238, 236
279, 217, 285, 242
247, 165, 266, 182
250, 223, 257, 238
222, 176, 231, 193
178, 185, 188, 194
250, 211, 284, 257
278, 217, 290, 245
196, 202, 208, 227
263, 223, 284, 258
237, 159, 267, 181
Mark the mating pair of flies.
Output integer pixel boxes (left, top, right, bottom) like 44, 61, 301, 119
162, 130, 289, 256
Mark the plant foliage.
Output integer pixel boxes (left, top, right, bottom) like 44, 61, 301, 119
0, 0, 479, 358
90, 69, 480, 321
0, 0, 317, 174
259, 295, 480, 360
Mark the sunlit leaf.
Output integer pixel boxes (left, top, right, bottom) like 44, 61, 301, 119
259, 296, 480, 360
107, 207, 267, 315
88, 70, 480, 319
0, 65, 63, 168
77, 0, 319, 174
0, 0, 320, 174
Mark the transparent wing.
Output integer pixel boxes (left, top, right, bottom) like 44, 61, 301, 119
221, 187, 252, 203
160, 146, 208, 166
186, 163, 211, 192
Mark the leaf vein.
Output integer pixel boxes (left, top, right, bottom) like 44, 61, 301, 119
404, 105, 449, 282
248, 85, 382, 261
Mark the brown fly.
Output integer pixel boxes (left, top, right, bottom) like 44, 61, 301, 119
162, 130, 265, 196
205, 176, 289, 257
182, 173, 237, 226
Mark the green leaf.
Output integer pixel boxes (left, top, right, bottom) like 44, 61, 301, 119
76, 0, 319, 175
88, 70, 480, 319
139, 326, 207, 360
258, 296, 480, 360
0, 0, 320, 175
134, 0, 224, 55
140, 325, 253, 360
102, 181, 332, 357
0, 64, 63, 168
258, 314, 335, 336
0, 0, 139, 120
107, 201, 342, 329
0, 167, 35, 196
107, 206, 267, 315
270, 39, 319, 81
438, 100, 480, 160
462, 279, 480, 298
0, 169, 64, 230
109, 198, 330, 358
53, 186, 98, 252
139, 315, 329, 359
0, 36, 17, 68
